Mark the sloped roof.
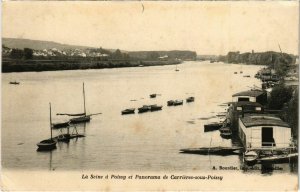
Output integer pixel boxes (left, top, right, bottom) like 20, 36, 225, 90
240, 114, 290, 128
232, 90, 265, 97
232, 101, 262, 107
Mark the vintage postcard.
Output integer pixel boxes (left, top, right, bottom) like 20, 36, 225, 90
1, 1, 299, 191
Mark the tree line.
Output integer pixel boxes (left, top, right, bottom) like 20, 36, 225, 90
219, 51, 296, 77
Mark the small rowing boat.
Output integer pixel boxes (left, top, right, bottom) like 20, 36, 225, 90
180, 146, 243, 156
9, 81, 20, 85
121, 108, 135, 115
219, 127, 232, 139
186, 97, 195, 103
138, 105, 151, 113
173, 100, 183, 106
150, 104, 162, 111
258, 153, 298, 163
244, 151, 258, 165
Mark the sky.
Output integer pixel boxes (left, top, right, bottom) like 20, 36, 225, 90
2, 1, 299, 55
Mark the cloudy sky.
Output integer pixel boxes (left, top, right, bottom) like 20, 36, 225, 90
3, 1, 299, 55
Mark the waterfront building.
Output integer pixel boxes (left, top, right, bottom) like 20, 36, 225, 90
232, 89, 267, 105
228, 101, 263, 131
238, 114, 293, 150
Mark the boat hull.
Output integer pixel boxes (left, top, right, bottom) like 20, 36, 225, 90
219, 127, 232, 138
173, 100, 183, 106
244, 151, 258, 165
150, 105, 163, 111
186, 97, 195, 102
70, 116, 90, 123
150, 107, 162, 111
9, 82, 20, 85
52, 121, 69, 129
138, 109, 149, 113
220, 133, 232, 139
138, 106, 150, 113
180, 147, 243, 156
259, 153, 298, 163
37, 139, 57, 151
122, 109, 135, 115
167, 101, 174, 106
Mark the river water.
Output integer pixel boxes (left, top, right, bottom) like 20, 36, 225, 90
1, 61, 297, 176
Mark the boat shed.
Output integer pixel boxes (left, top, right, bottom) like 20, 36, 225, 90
232, 90, 267, 105
238, 114, 292, 150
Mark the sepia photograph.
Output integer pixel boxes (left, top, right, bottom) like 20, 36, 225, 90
1, 1, 299, 191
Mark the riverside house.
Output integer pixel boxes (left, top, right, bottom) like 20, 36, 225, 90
232, 89, 267, 105
238, 114, 293, 150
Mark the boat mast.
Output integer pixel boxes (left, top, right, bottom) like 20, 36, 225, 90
83, 82, 86, 116
49, 102, 53, 140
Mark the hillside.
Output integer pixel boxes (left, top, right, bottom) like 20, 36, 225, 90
2, 38, 93, 50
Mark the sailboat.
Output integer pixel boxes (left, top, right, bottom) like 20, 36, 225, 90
175, 65, 179, 72
69, 82, 91, 124
37, 103, 57, 151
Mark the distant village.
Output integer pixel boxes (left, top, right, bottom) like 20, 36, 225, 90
2, 45, 197, 61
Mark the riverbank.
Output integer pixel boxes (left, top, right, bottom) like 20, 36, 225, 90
2, 58, 182, 73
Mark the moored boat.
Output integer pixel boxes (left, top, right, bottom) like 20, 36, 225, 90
180, 146, 243, 156
52, 121, 70, 129
37, 103, 57, 151
37, 139, 57, 150
173, 100, 183, 106
167, 100, 175, 106
70, 115, 90, 123
138, 105, 151, 113
9, 81, 20, 85
150, 104, 162, 111
258, 152, 298, 163
121, 108, 135, 115
219, 127, 232, 138
186, 97, 195, 103
69, 83, 92, 124
244, 151, 258, 165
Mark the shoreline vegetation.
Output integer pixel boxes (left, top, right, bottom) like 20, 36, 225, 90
2, 58, 183, 73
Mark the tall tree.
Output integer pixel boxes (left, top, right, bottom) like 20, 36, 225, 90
24, 48, 33, 59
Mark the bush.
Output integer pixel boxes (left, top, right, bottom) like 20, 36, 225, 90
268, 84, 293, 110
286, 90, 298, 138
